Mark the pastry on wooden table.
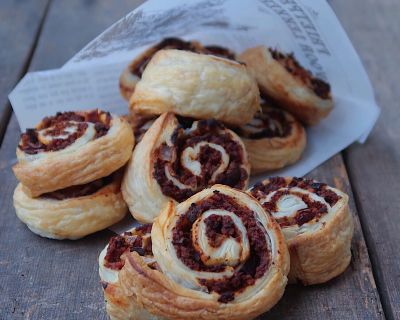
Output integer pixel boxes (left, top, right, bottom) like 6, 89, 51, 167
13, 171, 127, 240
129, 49, 259, 126
122, 112, 250, 223
13, 109, 134, 197
117, 185, 289, 320
249, 177, 354, 285
239, 46, 333, 125
99, 224, 165, 320
119, 37, 235, 101
235, 101, 306, 174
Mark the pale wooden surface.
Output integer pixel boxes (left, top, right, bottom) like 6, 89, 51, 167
0, 0, 398, 319
0, 0, 49, 141
331, 1, 400, 319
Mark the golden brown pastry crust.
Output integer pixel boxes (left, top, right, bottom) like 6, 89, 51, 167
237, 102, 306, 174
119, 38, 206, 101
99, 226, 164, 320
239, 46, 333, 125
13, 111, 134, 197
13, 173, 127, 240
249, 177, 354, 285
119, 185, 289, 320
122, 113, 250, 223
129, 50, 260, 126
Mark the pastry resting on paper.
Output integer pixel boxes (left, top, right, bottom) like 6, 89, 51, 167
122, 113, 250, 222
13, 110, 134, 197
13, 171, 127, 240
114, 185, 289, 320
239, 46, 333, 125
99, 224, 165, 320
249, 177, 354, 285
129, 49, 260, 126
235, 101, 306, 174
120, 37, 235, 101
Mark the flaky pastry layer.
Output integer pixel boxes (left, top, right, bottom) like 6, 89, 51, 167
130, 50, 259, 126
239, 46, 333, 125
13, 115, 134, 197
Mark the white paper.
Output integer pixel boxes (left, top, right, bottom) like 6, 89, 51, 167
8, 0, 380, 233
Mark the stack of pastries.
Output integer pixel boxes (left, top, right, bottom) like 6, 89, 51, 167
12, 38, 354, 319
13, 110, 134, 239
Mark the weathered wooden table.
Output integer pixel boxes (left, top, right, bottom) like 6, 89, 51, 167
0, 1, 398, 319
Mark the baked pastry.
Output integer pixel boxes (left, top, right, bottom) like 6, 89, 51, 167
118, 185, 289, 319
119, 37, 235, 101
13, 171, 127, 240
249, 177, 354, 285
239, 46, 333, 125
235, 101, 306, 174
13, 110, 134, 197
129, 112, 157, 143
99, 224, 164, 320
122, 113, 250, 222
129, 49, 260, 126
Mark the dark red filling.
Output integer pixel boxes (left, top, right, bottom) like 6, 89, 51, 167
288, 177, 340, 206
153, 119, 248, 202
104, 224, 153, 270
236, 107, 292, 139
41, 172, 115, 200
172, 192, 270, 303
269, 48, 331, 100
204, 214, 240, 248
251, 177, 341, 227
262, 190, 328, 227
130, 38, 236, 78
19, 110, 111, 154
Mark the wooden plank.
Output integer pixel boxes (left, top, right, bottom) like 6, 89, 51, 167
330, 1, 400, 319
265, 154, 384, 319
0, 0, 49, 144
0, 1, 143, 319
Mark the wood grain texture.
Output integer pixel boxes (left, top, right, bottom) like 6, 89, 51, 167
330, 1, 400, 319
0, 0, 49, 144
0, 1, 143, 319
264, 154, 384, 319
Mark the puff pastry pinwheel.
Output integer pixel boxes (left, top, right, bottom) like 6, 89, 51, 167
13, 109, 134, 197
239, 46, 333, 125
249, 177, 354, 285
235, 101, 306, 174
13, 171, 127, 240
119, 37, 235, 101
129, 49, 259, 126
122, 113, 250, 222
99, 224, 164, 320
117, 185, 289, 320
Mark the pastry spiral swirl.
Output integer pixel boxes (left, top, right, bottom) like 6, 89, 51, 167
13, 171, 127, 240
239, 46, 333, 125
119, 37, 235, 101
118, 185, 289, 319
122, 113, 250, 222
130, 49, 259, 126
249, 177, 354, 285
235, 101, 306, 174
99, 224, 163, 320
13, 110, 134, 197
